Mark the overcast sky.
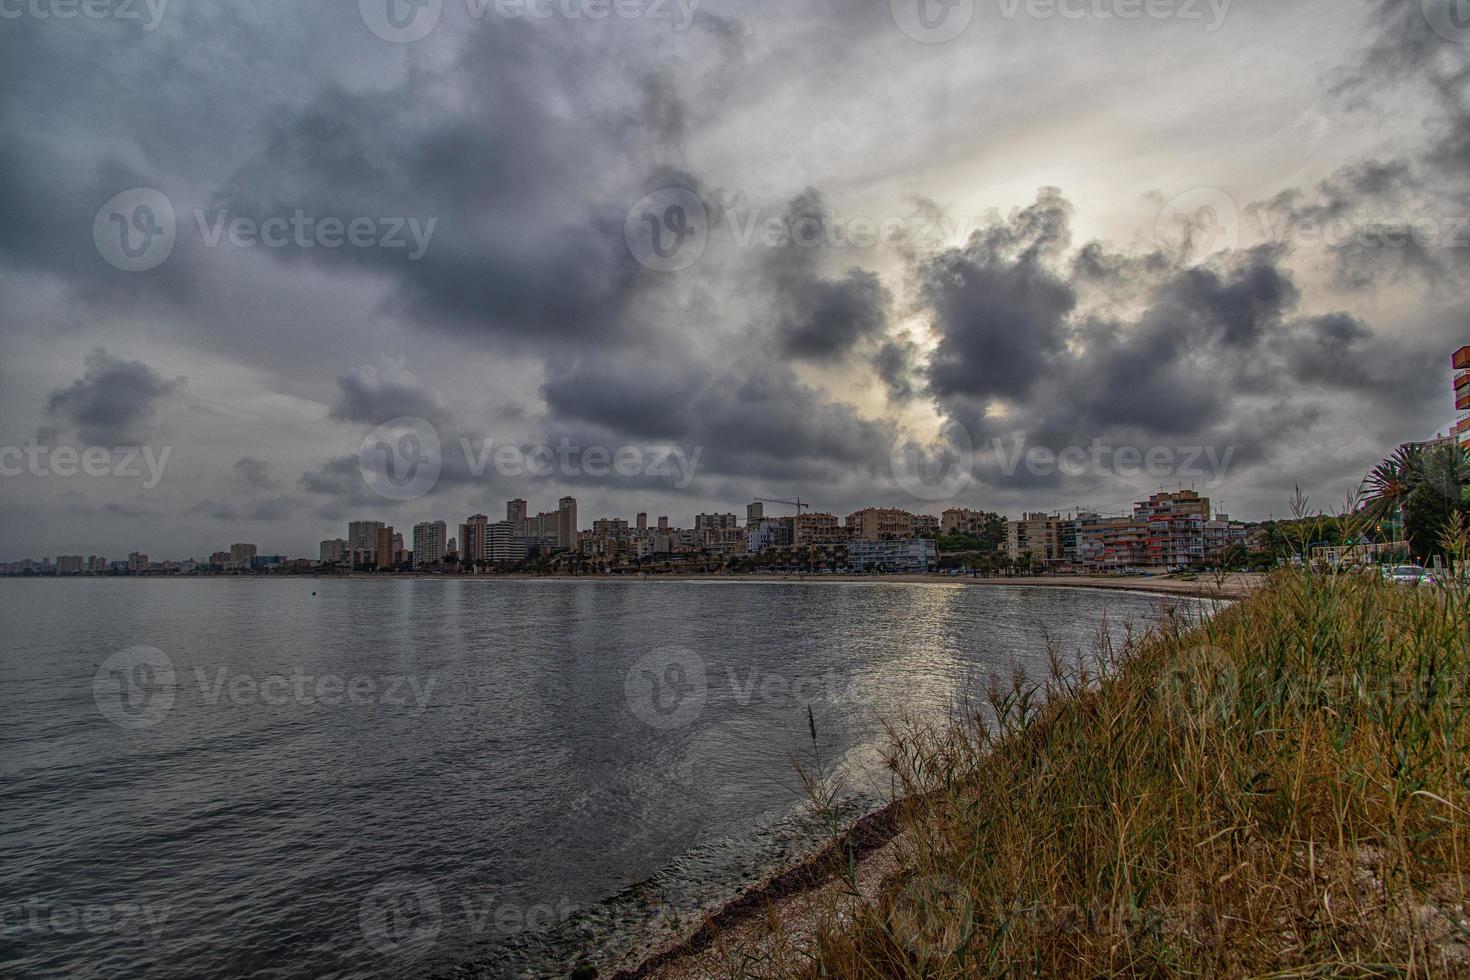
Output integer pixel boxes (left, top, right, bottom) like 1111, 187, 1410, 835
1, 0, 1465, 560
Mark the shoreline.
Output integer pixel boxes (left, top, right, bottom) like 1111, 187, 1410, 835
613, 574, 1254, 977
16, 572, 1261, 600
614, 801, 907, 980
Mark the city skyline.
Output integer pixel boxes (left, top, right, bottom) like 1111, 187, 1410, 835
6, 489, 1256, 572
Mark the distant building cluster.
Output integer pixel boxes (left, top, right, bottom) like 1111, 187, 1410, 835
3, 490, 1247, 577
1002, 490, 1248, 573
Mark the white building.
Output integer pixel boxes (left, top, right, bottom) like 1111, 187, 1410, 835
846, 538, 936, 573
413, 521, 448, 568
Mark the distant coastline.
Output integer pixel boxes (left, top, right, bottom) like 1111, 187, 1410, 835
6, 571, 1261, 600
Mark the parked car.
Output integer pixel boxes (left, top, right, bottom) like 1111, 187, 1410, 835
1384, 564, 1435, 586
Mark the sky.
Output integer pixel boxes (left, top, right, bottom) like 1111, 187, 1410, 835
1, 0, 1467, 560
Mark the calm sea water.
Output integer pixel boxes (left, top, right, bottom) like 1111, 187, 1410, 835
0, 578, 1210, 978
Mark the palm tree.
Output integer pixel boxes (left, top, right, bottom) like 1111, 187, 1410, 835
1363, 444, 1422, 519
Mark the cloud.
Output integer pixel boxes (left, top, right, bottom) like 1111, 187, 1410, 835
767, 190, 893, 360
232, 457, 278, 490
44, 349, 183, 446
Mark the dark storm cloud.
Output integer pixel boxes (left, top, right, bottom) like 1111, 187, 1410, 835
913, 188, 1444, 498
541, 354, 896, 483
870, 333, 923, 402
204, 21, 744, 358
44, 349, 182, 446
1253, 161, 1446, 289
767, 190, 893, 360
329, 365, 447, 426
920, 190, 1077, 404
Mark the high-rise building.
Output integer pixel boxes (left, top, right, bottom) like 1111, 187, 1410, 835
57, 556, 83, 575
507, 499, 529, 524
229, 543, 258, 563
460, 514, 490, 564
557, 496, 578, 550
375, 526, 397, 570
1454, 346, 1470, 446
320, 539, 349, 563
348, 521, 385, 554
488, 521, 527, 563
636, 512, 648, 532
746, 502, 764, 526
592, 518, 631, 538
1004, 514, 1064, 565
413, 521, 448, 567
1075, 518, 1149, 570
695, 513, 739, 531
657, 516, 669, 532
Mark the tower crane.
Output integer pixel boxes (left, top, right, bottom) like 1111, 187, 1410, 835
754, 497, 810, 515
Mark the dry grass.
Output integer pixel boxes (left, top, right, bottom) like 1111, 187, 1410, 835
763, 567, 1470, 977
